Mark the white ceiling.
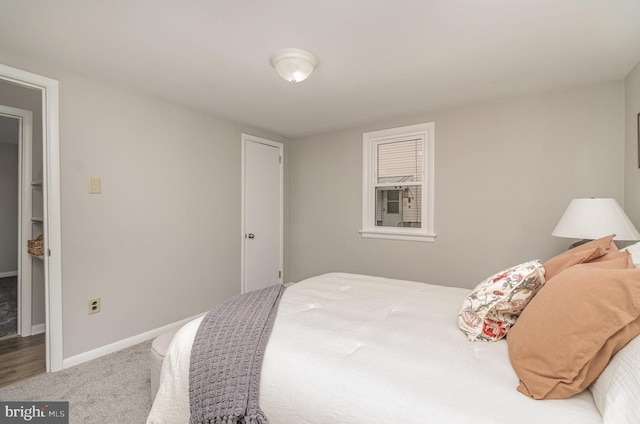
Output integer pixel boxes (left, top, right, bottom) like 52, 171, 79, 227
1, 0, 639, 138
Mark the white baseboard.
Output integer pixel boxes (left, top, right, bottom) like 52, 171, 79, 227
32, 323, 46, 335
62, 312, 206, 370
0, 271, 18, 278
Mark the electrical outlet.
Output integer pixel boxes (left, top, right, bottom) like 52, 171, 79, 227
88, 298, 101, 314
89, 177, 101, 194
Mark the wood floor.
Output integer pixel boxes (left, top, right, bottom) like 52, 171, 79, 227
0, 333, 46, 388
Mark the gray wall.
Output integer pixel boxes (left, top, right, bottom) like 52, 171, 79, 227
1, 44, 634, 361
625, 61, 640, 227
0, 47, 289, 358
0, 141, 18, 274
288, 82, 626, 288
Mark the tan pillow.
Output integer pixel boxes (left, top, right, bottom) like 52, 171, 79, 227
542, 234, 616, 280
587, 250, 635, 269
507, 263, 640, 399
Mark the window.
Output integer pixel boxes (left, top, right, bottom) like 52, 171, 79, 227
361, 122, 435, 241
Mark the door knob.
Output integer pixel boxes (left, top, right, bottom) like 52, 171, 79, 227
248, 233, 255, 239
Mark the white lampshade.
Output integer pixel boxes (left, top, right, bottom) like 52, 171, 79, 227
270, 48, 318, 83
552, 198, 640, 241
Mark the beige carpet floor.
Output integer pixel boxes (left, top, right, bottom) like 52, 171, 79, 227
0, 339, 153, 424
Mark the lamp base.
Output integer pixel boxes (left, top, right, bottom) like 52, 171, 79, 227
569, 239, 592, 249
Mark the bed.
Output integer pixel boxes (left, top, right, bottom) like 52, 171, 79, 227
147, 245, 640, 424
147, 236, 640, 424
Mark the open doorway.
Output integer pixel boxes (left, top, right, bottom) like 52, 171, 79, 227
0, 97, 46, 387
0, 63, 62, 374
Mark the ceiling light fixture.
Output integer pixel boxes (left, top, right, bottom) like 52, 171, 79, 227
270, 48, 318, 83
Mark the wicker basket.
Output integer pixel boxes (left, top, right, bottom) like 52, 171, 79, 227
28, 234, 44, 256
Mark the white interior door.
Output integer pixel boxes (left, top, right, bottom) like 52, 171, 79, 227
242, 135, 283, 293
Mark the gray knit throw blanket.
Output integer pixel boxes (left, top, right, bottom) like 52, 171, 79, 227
189, 284, 285, 424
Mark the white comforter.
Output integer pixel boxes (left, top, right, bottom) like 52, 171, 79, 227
147, 272, 602, 424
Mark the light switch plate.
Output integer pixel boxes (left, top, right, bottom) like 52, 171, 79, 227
89, 177, 101, 194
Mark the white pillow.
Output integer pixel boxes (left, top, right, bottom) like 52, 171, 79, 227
589, 335, 640, 423
622, 241, 640, 268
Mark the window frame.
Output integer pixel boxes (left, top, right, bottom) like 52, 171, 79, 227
361, 122, 435, 242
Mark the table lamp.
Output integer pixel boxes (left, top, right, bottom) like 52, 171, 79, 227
552, 198, 640, 248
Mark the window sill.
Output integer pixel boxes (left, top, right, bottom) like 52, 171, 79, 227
359, 229, 436, 242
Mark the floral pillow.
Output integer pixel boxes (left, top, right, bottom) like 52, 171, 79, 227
458, 260, 545, 342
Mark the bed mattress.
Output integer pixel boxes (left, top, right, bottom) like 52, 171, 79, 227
147, 272, 602, 424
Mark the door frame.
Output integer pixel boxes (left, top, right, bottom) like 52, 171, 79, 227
240, 134, 283, 294
0, 63, 63, 372
0, 105, 33, 337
